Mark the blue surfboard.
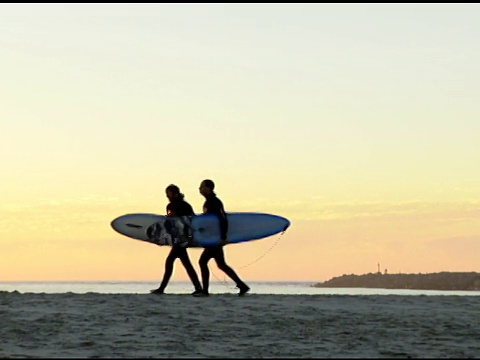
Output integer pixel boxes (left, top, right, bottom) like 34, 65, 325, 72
111, 212, 291, 247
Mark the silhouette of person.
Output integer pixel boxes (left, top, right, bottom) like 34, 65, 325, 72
151, 184, 203, 296
193, 179, 250, 297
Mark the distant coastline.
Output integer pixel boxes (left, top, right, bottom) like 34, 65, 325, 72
313, 272, 480, 291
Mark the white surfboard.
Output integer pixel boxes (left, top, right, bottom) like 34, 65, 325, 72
111, 212, 291, 247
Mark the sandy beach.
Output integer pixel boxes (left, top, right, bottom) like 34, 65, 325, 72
1, 291, 479, 358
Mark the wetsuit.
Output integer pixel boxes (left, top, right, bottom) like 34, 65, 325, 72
198, 193, 248, 294
166, 199, 195, 218
156, 198, 202, 293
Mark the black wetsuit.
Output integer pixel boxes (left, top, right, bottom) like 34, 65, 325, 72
202, 194, 228, 240
198, 193, 248, 294
166, 199, 195, 218
157, 198, 202, 293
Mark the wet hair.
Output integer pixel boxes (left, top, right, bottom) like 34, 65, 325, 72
202, 179, 215, 191
166, 184, 184, 199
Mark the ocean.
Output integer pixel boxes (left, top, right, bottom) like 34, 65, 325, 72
2, 280, 480, 296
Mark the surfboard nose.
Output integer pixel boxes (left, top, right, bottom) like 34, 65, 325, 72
110, 216, 122, 230
111, 213, 165, 241
111, 214, 134, 230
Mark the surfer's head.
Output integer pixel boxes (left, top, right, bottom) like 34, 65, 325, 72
165, 184, 184, 201
199, 179, 215, 197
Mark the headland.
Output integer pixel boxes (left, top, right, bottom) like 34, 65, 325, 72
313, 272, 480, 291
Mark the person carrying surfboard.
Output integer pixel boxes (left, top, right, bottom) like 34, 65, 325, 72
194, 179, 250, 297
150, 184, 204, 296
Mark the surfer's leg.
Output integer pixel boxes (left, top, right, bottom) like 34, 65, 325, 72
155, 247, 179, 293
178, 248, 202, 293
214, 247, 250, 295
197, 247, 215, 295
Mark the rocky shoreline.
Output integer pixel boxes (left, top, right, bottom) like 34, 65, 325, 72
313, 272, 480, 291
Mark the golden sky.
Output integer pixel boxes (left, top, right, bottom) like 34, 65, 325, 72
1, 4, 479, 282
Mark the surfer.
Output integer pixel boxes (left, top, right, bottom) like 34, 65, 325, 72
193, 179, 250, 297
151, 184, 203, 296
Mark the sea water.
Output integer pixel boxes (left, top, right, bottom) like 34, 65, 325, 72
1, 281, 480, 296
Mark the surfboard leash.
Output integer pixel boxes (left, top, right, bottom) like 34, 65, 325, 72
211, 230, 288, 289
210, 229, 287, 287
237, 230, 286, 270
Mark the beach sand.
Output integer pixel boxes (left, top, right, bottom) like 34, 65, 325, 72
1, 292, 479, 358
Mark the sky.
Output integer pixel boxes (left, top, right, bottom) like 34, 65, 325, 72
1, 3, 479, 282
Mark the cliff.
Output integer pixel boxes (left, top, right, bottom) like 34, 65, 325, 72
313, 272, 480, 291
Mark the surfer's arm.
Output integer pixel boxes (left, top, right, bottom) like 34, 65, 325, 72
209, 198, 228, 241
217, 202, 228, 241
